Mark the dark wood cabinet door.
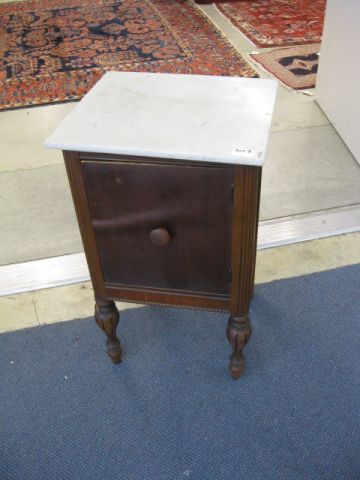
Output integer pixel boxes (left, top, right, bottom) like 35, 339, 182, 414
81, 160, 234, 296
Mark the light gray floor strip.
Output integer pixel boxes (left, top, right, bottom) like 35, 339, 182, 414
1, 253, 88, 297
1, 204, 360, 296
258, 204, 360, 249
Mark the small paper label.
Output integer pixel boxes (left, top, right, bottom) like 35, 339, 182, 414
232, 147, 256, 158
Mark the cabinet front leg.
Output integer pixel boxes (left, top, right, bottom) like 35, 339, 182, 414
227, 165, 260, 379
226, 315, 251, 380
95, 300, 122, 364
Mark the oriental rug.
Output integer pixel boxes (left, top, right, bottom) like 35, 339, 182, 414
215, 0, 326, 48
250, 44, 320, 90
0, 0, 257, 111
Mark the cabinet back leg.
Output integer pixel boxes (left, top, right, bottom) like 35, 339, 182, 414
226, 315, 251, 379
95, 300, 122, 364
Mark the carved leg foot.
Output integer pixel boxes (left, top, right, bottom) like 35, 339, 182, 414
226, 315, 251, 380
95, 300, 122, 364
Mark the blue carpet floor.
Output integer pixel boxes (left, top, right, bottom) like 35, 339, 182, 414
1, 264, 360, 479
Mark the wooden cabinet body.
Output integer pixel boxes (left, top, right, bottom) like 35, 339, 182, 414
45, 71, 277, 379
64, 151, 261, 378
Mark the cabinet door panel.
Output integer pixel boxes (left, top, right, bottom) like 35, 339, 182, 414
81, 160, 233, 295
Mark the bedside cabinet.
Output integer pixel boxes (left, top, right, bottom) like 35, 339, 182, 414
45, 72, 277, 379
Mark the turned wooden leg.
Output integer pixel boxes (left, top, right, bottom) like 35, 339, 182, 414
227, 165, 261, 379
226, 315, 251, 380
95, 300, 122, 364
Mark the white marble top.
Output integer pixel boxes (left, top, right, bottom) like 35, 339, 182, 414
44, 72, 277, 166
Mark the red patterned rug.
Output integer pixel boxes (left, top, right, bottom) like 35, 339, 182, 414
250, 44, 320, 90
215, 0, 326, 48
0, 0, 257, 110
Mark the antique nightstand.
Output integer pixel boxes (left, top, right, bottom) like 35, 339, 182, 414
45, 72, 277, 379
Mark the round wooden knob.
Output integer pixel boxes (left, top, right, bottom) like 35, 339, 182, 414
149, 227, 171, 246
